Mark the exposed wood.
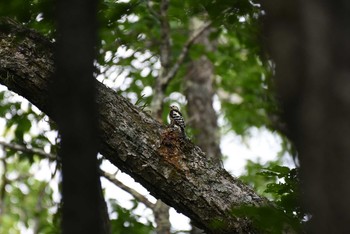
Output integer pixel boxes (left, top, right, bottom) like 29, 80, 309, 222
0, 18, 269, 234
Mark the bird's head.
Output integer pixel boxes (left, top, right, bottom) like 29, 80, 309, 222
170, 105, 180, 111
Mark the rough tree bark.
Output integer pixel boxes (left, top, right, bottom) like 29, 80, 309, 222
0, 18, 269, 234
263, 0, 350, 233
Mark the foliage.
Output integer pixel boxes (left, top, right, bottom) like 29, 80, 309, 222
236, 164, 306, 233
258, 165, 306, 223
95, 0, 275, 135
0, 90, 59, 233
0, 155, 58, 233
109, 199, 154, 234
239, 159, 282, 199
0, 0, 275, 132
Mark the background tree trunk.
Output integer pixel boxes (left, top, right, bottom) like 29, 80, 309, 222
185, 18, 222, 168
263, 0, 350, 233
184, 18, 222, 234
149, 0, 172, 232
51, 0, 109, 233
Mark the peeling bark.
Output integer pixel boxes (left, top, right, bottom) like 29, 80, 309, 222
0, 18, 269, 234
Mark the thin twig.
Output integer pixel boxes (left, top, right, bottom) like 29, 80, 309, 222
100, 169, 155, 210
150, 20, 212, 117
161, 21, 212, 86
0, 141, 56, 160
146, 0, 161, 21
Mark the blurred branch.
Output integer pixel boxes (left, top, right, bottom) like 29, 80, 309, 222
150, 0, 172, 118
161, 21, 212, 86
0, 141, 56, 160
33, 183, 48, 234
146, 0, 161, 21
100, 169, 155, 210
0, 157, 7, 216
159, 0, 171, 70
0, 141, 157, 212
151, 19, 211, 117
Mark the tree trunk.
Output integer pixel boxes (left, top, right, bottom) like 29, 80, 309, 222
0, 17, 269, 234
185, 18, 222, 168
184, 18, 222, 234
149, 1, 172, 232
51, 1, 109, 233
263, 0, 350, 233
154, 201, 171, 234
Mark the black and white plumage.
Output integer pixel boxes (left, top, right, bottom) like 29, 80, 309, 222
169, 105, 186, 135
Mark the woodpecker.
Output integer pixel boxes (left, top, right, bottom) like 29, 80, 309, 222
169, 105, 186, 136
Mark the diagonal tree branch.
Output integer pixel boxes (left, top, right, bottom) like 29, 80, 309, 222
0, 18, 269, 234
0, 141, 56, 160
0, 140, 156, 214
146, 0, 161, 21
101, 170, 155, 210
161, 21, 212, 86
0, 139, 156, 211
151, 20, 212, 118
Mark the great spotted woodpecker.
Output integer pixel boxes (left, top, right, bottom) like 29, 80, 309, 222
169, 105, 186, 137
